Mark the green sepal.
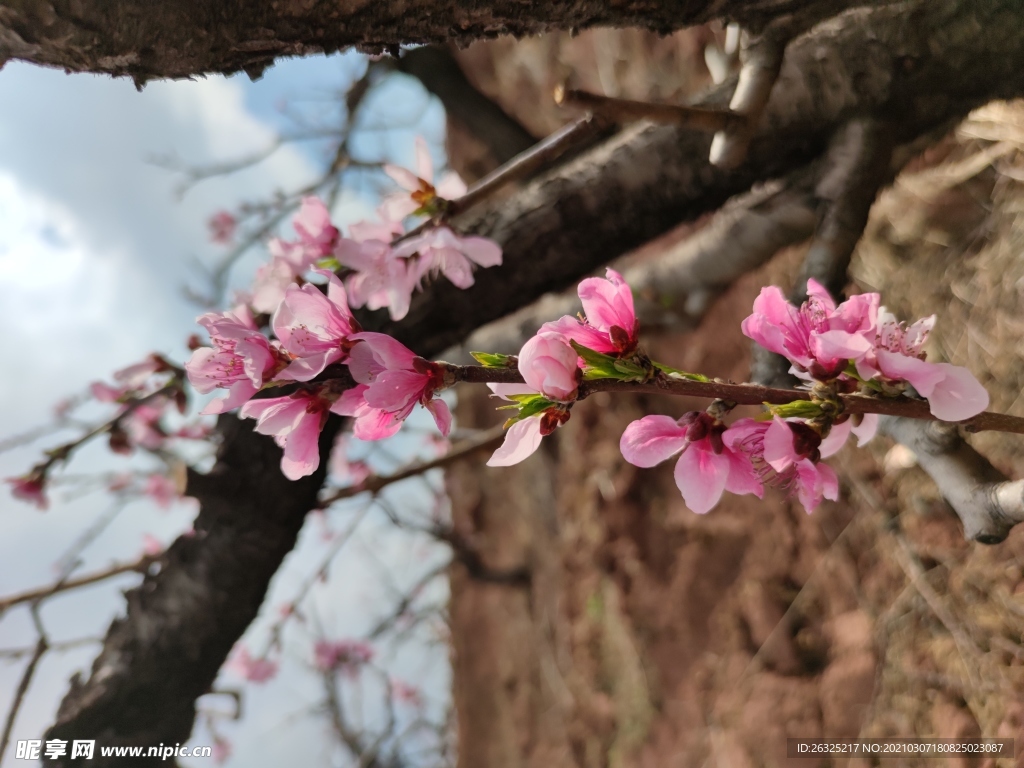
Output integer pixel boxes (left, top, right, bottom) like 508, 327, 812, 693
470, 351, 515, 368
763, 400, 824, 420
316, 256, 340, 271
496, 393, 558, 426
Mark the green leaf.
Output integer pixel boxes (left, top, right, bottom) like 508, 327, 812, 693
470, 351, 515, 368
316, 256, 340, 271
653, 361, 709, 382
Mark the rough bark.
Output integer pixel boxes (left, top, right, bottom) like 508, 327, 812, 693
44, 0, 1024, 760
0, 0, 864, 85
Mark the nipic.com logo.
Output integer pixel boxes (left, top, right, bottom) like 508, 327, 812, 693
15, 740, 213, 760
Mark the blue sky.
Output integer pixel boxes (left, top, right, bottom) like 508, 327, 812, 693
0, 53, 452, 767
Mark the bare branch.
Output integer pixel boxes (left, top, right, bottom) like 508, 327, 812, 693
878, 417, 1024, 544
0, 556, 154, 615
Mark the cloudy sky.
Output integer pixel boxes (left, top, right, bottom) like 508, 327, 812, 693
0, 53, 452, 766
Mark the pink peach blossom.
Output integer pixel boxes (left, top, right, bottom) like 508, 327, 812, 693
393, 226, 502, 290
331, 384, 404, 441
741, 279, 878, 380
250, 236, 319, 314
313, 639, 374, 676
620, 413, 763, 514
143, 474, 179, 509
382, 137, 467, 220
857, 310, 989, 421
240, 389, 348, 480
292, 196, 339, 258
328, 433, 371, 486
542, 268, 639, 356
186, 306, 284, 414
725, 417, 839, 513
485, 384, 571, 466
347, 333, 452, 436
817, 414, 879, 456
336, 237, 416, 321
227, 646, 278, 683
208, 211, 237, 245
272, 271, 361, 382
518, 332, 579, 402
6, 475, 48, 510
141, 533, 164, 556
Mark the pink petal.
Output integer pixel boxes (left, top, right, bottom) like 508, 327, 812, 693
673, 445, 730, 514
458, 236, 503, 268
384, 164, 421, 193
436, 172, 468, 200
202, 380, 258, 415
578, 269, 635, 333
724, 449, 764, 498
927, 363, 989, 421
364, 369, 425, 411
763, 417, 799, 473
619, 415, 688, 468
414, 136, 434, 182
874, 350, 946, 396
487, 383, 538, 400
809, 329, 873, 365
487, 418, 545, 466
425, 398, 452, 436
350, 332, 417, 372
805, 278, 836, 312
280, 410, 325, 480
852, 413, 879, 446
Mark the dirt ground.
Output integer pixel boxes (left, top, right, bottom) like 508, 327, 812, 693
443, 28, 1024, 768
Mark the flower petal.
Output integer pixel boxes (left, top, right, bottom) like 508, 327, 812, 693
619, 415, 688, 468
487, 418, 545, 466
927, 363, 989, 421
673, 445, 730, 514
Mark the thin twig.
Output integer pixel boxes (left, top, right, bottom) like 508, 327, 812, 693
0, 606, 47, 763
555, 87, 745, 132
318, 426, 506, 508
0, 555, 154, 614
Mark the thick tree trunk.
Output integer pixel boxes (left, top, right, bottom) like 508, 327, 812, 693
42, 0, 1024, 762
0, 0, 859, 84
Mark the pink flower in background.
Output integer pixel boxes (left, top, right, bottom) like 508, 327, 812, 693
272, 271, 361, 381
393, 226, 502, 290
119, 402, 168, 452
392, 679, 423, 708
620, 413, 763, 514
858, 310, 989, 421
227, 646, 277, 683
336, 237, 416, 321
141, 533, 164, 556
292, 196, 339, 258
212, 738, 231, 765
186, 306, 284, 414
518, 332, 579, 402
90, 381, 127, 403
143, 474, 179, 509
742, 279, 878, 380
113, 355, 169, 388
6, 475, 48, 510
208, 211, 237, 245
382, 137, 467, 220
543, 268, 639, 356
313, 639, 374, 676
347, 332, 452, 436
725, 417, 838, 513
331, 384, 404, 441
240, 389, 346, 480
328, 433, 371, 486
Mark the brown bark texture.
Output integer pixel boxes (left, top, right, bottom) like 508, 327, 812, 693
0, 0, 861, 84
32, 0, 1024, 764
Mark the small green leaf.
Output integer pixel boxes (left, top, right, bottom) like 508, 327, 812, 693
316, 256, 340, 271
470, 351, 515, 368
653, 361, 709, 382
